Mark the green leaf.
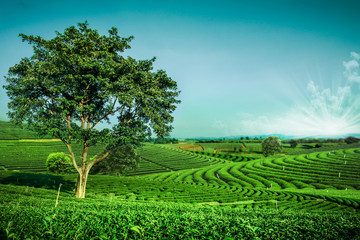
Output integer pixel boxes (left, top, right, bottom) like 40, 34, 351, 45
130, 225, 143, 236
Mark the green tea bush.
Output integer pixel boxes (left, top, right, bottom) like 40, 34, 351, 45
46, 152, 72, 174
1, 189, 359, 240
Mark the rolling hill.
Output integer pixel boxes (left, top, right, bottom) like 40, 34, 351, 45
0, 122, 359, 239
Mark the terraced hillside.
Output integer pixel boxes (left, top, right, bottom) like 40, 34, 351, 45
130, 144, 225, 175
0, 122, 359, 215
0, 141, 224, 175
145, 148, 360, 190
0, 121, 50, 140
141, 148, 360, 212
0, 123, 225, 175
1, 171, 359, 213
0, 141, 359, 240
0, 140, 105, 172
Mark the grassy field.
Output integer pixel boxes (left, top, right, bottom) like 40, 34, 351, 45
0, 122, 360, 239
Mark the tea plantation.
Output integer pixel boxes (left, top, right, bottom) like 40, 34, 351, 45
1, 183, 359, 239
0, 122, 360, 239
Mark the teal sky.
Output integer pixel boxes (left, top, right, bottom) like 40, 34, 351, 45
1, 0, 360, 138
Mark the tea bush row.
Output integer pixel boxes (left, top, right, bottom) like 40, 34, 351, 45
1, 184, 359, 239
2, 171, 357, 213
145, 148, 360, 209
0, 141, 105, 172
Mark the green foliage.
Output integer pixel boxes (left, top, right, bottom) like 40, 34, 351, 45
289, 139, 297, 148
152, 137, 179, 144
46, 152, 72, 174
315, 143, 322, 148
90, 145, 140, 175
262, 136, 282, 157
288, 143, 360, 155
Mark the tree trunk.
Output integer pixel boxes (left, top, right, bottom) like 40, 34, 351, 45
75, 169, 88, 199
73, 146, 110, 199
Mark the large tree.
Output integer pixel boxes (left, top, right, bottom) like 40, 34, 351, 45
4, 22, 180, 198
262, 136, 282, 157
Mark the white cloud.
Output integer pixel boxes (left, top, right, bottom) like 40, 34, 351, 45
343, 52, 360, 83
343, 60, 359, 70
212, 119, 231, 136
213, 53, 360, 138
307, 80, 317, 94
351, 51, 360, 60
212, 120, 227, 129
228, 80, 360, 137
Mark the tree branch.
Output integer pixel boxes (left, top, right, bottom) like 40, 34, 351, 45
91, 98, 123, 129
40, 101, 55, 116
82, 98, 95, 104
59, 160, 72, 165
65, 143, 80, 173
40, 101, 71, 130
82, 84, 94, 104
85, 114, 91, 129
66, 115, 72, 144
87, 149, 111, 170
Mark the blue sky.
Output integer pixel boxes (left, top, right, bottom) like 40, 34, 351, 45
1, 0, 360, 138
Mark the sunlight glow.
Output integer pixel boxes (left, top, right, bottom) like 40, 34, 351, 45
232, 52, 360, 138
291, 80, 360, 137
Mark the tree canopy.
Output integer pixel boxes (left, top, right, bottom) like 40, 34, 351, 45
90, 144, 140, 176
262, 136, 282, 157
289, 139, 298, 148
4, 22, 180, 198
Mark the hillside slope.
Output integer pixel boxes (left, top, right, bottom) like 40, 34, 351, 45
145, 148, 360, 192
0, 121, 43, 140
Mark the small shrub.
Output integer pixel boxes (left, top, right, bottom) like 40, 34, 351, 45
289, 139, 297, 148
46, 152, 72, 174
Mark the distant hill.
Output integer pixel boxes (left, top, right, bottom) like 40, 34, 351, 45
0, 121, 52, 140
184, 133, 360, 141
